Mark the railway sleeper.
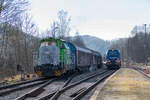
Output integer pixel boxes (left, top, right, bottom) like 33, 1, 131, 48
69, 87, 87, 97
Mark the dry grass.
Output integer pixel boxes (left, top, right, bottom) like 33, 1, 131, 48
136, 65, 150, 69
136, 64, 150, 74
0, 74, 37, 84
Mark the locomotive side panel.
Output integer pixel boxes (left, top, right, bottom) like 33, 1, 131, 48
65, 42, 76, 71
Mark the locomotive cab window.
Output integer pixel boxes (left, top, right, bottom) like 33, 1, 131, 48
40, 41, 56, 48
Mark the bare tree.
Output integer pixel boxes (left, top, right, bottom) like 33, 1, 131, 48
50, 21, 58, 38
0, 0, 28, 23
44, 21, 58, 38
44, 10, 71, 39
56, 9, 71, 39
0, 0, 42, 79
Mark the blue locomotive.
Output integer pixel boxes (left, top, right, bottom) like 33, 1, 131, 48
105, 49, 121, 69
34, 38, 102, 77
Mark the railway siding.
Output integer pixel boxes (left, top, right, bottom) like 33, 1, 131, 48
93, 68, 150, 100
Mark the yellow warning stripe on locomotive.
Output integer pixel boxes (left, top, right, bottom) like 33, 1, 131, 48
55, 70, 64, 76
36, 71, 42, 77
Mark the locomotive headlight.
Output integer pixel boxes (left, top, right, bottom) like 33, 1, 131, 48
116, 59, 121, 63
106, 59, 110, 63
103, 61, 106, 64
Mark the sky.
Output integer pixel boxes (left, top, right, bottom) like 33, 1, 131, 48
29, 0, 150, 40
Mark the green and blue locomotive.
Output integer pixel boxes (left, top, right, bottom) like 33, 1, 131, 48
34, 38, 102, 77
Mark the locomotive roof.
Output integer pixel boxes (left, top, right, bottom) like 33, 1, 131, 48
40, 38, 101, 56
92, 51, 101, 56
40, 38, 62, 43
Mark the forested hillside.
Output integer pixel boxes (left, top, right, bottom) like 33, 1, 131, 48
109, 32, 150, 63
81, 35, 110, 55
0, 23, 39, 79
0, 0, 39, 80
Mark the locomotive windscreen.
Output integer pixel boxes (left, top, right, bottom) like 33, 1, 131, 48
38, 43, 60, 66
106, 50, 120, 58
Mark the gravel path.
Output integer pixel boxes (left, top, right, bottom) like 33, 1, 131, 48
97, 68, 150, 100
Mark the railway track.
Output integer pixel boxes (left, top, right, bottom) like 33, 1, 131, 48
15, 73, 77, 100
0, 78, 48, 96
72, 70, 115, 100
0, 77, 47, 90
37, 69, 115, 100
0, 72, 81, 100
0, 69, 115, 100
131, 66, 150, 79
37, 74, 77, 100
15, 78, 57, 100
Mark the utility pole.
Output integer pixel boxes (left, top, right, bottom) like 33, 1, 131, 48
144, 24, 147, 34
135, 25, 138, 34
144, 24, 147, 64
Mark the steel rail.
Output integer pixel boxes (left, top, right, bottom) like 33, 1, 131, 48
38, 73, 77, 100
50, 70, 108, 100
0, 77, 48, 90
72, 70, 115, 100
131, 66, 150, 79
0, 80, 48, 96
15, 78, 57, 100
